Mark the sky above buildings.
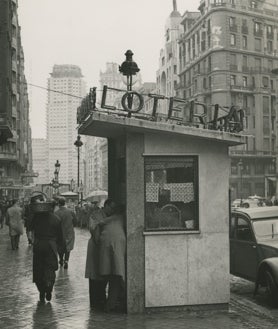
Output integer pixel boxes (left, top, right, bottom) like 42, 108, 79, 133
18, 0, 200, 138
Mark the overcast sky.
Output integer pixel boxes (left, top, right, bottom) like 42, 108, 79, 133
18, 0, 200, 138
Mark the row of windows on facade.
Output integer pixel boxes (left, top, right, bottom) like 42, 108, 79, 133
230, 33, 274, 53
229, 18, 276, 38
213, 0, 265, 10
230, 75, 275, 89
180, 74, 276, 92
231, 161, 276, 175
0, 142, 17, 154
180, 17, 277, 54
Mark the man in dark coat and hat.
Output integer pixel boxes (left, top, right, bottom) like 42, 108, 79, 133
55, 197, 76, 269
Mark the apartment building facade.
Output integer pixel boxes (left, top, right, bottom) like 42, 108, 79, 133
0, 0, 32, 200
177, 0, 278, 199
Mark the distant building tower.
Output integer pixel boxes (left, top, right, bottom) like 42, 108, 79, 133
156, 0, 182, 114
46, 64, 86, 185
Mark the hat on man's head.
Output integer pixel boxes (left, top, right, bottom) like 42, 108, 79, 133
58, 197, 66, 206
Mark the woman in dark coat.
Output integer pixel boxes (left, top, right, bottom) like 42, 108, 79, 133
30, 200, 62, 303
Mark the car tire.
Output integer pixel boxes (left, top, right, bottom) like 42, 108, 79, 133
265, 270, 278, 306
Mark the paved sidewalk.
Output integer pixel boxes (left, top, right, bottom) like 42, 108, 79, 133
0, 224, 276, 329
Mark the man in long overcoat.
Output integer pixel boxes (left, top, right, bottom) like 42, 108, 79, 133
6, 199, 24, 250
55, 197, 75, 269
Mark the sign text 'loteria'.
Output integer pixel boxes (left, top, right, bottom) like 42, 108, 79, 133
77, 85, 244, 133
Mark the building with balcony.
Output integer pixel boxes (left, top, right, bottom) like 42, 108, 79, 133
0, 0, 32, 200
177, 0, 278, 200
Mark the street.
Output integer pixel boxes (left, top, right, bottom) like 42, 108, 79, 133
0, 225, 277, 329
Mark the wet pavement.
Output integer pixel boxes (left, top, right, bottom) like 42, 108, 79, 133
0, 224, 277, 329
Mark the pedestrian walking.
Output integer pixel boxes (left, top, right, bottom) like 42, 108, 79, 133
30, 197, 62, 303
6, 199, 24, 250
55, 197, 76, 269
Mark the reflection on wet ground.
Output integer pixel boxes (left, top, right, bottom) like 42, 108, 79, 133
0, 225, 277, 329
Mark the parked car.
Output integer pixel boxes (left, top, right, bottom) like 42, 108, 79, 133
231, 199, 242, 209
243, 195, 266, 208
230, 206, 278, 305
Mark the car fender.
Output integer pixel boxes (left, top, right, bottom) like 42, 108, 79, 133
257, 257, 278, 285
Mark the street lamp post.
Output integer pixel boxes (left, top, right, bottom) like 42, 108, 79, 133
271, 68, 278, 200
119, 49, 140, 117
74, 135, 83, 203
53, 160, 61, 195
238, 159, 243, 205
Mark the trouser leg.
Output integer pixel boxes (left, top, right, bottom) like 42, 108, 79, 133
106, 275, 123, 312
15, 235, 20, 248
58, 251, 64, 265
65, 251, 70, 262
11, 236, 16, 250
89, 279, 107, 309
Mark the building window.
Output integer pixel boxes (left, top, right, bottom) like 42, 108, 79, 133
231, 75, 236, 86
255, 162, 264, 175
263, 96, 269, 113
243, 95, 248, 108
262, 77, 269, 88
250, 1, 257, 9
267, 25, 273, 38
145, 156, 199, 231
230, 34, 236, 46
263, 116, 270, 136
267, 40, 273, 53
243, 76, 247, 87
254, 22, 261, 33
255, 38, 261, 51
243, 35, 247, 48
229, 17, 236, 28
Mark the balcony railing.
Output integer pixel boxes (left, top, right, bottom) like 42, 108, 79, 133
230, 64, 238, 71
0, 152, 17, 161
229, 25, 238, 33
230, 85, 254, 92
242, 66, 249, 73
254, 30, 263, 37
229, 150, 276, 157
241, 26, 248, 34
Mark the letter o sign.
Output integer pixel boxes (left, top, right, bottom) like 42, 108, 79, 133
121, 91, 144, 113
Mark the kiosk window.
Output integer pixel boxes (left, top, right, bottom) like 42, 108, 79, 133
144, 156, 198, 231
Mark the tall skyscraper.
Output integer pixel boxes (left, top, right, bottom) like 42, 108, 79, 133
46, 64, 86, 185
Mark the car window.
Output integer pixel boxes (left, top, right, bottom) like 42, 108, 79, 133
230, 215, 236, 238
236, 217, 253, 241
253, 218, 278, 242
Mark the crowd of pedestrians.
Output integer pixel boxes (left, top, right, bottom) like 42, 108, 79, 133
1, 194, 127, 313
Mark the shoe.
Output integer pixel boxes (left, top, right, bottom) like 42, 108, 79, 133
45, 292, 52, 302
39, 292, 45, 303
63, 261, 68, 269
